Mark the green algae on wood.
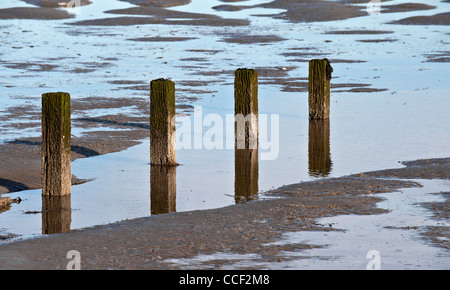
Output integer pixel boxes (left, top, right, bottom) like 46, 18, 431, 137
41, 92, 71, 196
308, 59, 332, 119
234, 68, 258, 150
150, 78, 177, 166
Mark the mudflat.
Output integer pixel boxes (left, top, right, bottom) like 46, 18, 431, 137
0, 0, 448, 270
0, 157, 448, 269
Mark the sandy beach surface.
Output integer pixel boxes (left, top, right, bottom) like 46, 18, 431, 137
0, 0, 449, 270
0, 157, 448, 269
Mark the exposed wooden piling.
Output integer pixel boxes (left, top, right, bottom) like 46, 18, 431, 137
308, 119, 332, 177
41, 92, 71, 196
308, 59, 332, 119
234, 148, 259, 203
150, 166, 176, 215
234, 68, 258, 149
150, 78, 177, 166
234, 68, 259, 203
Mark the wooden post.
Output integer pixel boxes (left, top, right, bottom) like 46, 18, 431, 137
234, 68, 258, 150
235, 148, 259, 203
150, 78, 177, 166
150, 166, 176, 215
234, 68, 259, 203
41, 92, 71, 196
308, 119, 332, 177
308, 59, 332, 119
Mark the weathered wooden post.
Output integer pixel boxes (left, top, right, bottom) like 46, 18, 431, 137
308, 118, 332, 177
234, 148, 259, 203
308, 59, 333, 119
41, 92, 71, 196
150, 166, 176, 215
234, 68, 259, 203
150, 78, 177, 166
234, 68, 258, 149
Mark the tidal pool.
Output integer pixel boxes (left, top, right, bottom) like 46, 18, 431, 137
0, 0, 449, 242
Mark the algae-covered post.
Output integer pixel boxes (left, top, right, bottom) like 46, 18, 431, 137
150, 78, 177, 166
41, 92, 71, 196
308, 59, 333, 119
234, 68, 258, 150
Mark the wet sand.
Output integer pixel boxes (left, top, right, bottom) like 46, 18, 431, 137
2, 0, 443, 25
0, 157, 448, 269
0, 0, 449, 269
72, 5, 250, 26
254, 0, 367, 22
119, 0, 191, 8
390, 12, 450, 26
21, 0, 92, 7
0, 7, 75, 20
67, 0, 371, 26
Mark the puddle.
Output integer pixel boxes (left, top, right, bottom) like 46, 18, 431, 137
260, 179, 450, 270
0, 138, 233, 240
163, 252, 260, 270
0, 0, 449, 245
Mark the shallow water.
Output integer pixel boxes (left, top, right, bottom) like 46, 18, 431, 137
162, 179, 450, 269
261, 179, 450, 270
0, 0, 449, 241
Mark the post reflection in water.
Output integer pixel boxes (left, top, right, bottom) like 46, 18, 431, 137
308, 118, 332, 177
234, 148, 259, 203
150, 166, 176, 215
42, 194, 71, 235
